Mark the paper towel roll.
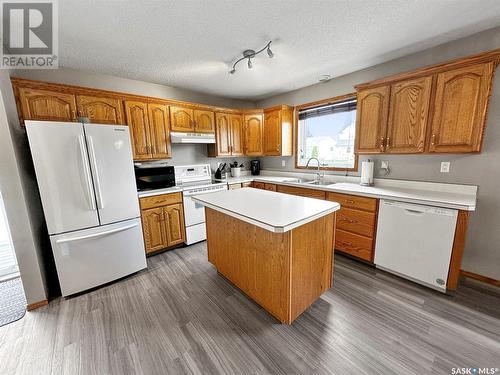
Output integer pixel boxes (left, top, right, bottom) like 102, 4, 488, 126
360, 160, 374, 186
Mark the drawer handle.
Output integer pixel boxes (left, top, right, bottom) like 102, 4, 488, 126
344, 200, 355, 204
339, 241, 353, 247
340, 218, 357, 224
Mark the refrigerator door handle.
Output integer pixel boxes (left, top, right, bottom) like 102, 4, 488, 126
87, 135, 104, 209
78, 135, 96, 211
55, 222, 139, 244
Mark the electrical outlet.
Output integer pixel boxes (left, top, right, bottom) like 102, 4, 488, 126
381, 160, 389, 169
440, 162, 450, 173
281, 159, 286, 167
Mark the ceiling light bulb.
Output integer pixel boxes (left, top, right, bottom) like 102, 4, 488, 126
247, 58, 252, 69
229, 69, 236, 74
267, 47, 274, 58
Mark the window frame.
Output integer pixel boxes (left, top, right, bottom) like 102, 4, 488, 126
294, 92, 359, 172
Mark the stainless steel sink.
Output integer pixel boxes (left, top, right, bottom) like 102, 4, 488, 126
304, 180, 335, 186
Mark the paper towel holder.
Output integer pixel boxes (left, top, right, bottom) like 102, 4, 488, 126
360, 159, 375, 187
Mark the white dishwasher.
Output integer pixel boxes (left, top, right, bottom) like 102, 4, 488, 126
374, 200, 458, 292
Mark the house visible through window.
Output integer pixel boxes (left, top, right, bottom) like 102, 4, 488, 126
297, 97, 357, 170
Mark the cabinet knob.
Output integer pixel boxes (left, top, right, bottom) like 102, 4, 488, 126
386, 137, 390, 150
379, 137, 385, 152
431, 134, 437, 146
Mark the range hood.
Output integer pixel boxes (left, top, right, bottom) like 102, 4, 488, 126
170, 132, 215, 144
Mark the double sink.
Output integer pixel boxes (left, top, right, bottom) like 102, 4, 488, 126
294, 178, 336, 187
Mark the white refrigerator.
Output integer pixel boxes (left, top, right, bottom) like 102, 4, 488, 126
26, 121, 147, 297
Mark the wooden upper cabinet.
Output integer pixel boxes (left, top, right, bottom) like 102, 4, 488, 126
214, 113, 232, 156
124, 100, 151, 160
264, 106, 293, 156
148, 103, 171, 159
230, 114, 244, 156
164, 203, 185, 246
386, 76, 433, 153
355, 86, 390, 154
244, 113, 264, 156
76, 95, 124, 125
429, 62, 494, 153
170, 106, 194, 132
194, 109, 215, 133
18, 87, 77, 122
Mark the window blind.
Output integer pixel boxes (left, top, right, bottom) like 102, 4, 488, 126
298, 99, 357, 120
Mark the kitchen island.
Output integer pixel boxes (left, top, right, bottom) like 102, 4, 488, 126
193, 188, 340, 324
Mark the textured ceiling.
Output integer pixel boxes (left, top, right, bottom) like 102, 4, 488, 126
59, 0, 500, 100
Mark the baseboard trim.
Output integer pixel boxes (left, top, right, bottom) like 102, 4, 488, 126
460, 270, 500, 287
27, 299, 48, 311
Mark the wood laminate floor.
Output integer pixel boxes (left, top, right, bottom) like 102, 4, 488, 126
1, 242, 499, 375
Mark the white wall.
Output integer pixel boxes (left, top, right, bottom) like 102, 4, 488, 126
0, 71, 47, 304
256, 26, 500, 280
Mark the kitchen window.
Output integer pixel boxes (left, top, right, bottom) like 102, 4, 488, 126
297, 96, 357, 170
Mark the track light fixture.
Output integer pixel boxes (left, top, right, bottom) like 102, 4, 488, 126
229, 41, 273, 74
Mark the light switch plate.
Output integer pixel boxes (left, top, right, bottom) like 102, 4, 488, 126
281, 160, 286, 167
440, 162, 450, 173
381, 160, 389, 169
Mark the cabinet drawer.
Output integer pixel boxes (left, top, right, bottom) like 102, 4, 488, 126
335, 230, 373, 262
336, 208, 376, 238
264, 183, 277, 192
242, 182, 252, 188
327, 192, 377, 212
276, 185, 326, 199
228, 183, 241, 190
252, 181, 266, 189
139, 192, 182, 209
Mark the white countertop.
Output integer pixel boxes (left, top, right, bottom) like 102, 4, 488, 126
137, 171, 477, 211
137, 186, 182, 198
192, 188, 340, 233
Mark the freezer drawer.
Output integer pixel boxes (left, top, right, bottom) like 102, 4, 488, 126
374, 200, 458, 291
50, 218, 147, 296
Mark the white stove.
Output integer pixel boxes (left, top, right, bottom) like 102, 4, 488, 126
175, 164, 228, 245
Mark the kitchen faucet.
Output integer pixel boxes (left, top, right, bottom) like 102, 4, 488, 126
305, 157, 323, 181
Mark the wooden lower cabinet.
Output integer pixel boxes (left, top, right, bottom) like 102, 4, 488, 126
327, 192, 378, 262
264, 183, 277, 192
276, 185, 326, 199
139, 193, 185, 255
252, 181, 265, 189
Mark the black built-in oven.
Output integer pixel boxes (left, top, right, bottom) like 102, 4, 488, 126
134, 165, 175, 191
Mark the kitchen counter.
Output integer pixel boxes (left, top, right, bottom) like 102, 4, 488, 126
195, 187, 339, 324
192, 187, 340, 233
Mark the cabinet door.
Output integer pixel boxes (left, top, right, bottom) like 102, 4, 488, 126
230, 114, 244, 156
194, 109, 215, 133
244, 113, 264, 156
215, 113, 232, 156
170, 106, 194, 132
164, 203, 185, 246
76, 95, 124, 124
124, 100, 151, 160
430, 63, 494, 153
148, 103, 171, 159
264, 109, 281, 155
141, 207, 168, 254
386, 76, 432, 153
355, 86, 390, 154
18, 87, 77, 122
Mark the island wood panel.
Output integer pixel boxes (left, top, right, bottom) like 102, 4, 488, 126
447, 210, 469, 290
276, 185, 326, 200
76, 95, 124, 124
289, 212, 335, 322
386, 76, 433, 153
18, 87, 77, 122
355, 85, 390, 154
206, 208, 290, 322
205, 207, 335, 324
429, 62, 494, 153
